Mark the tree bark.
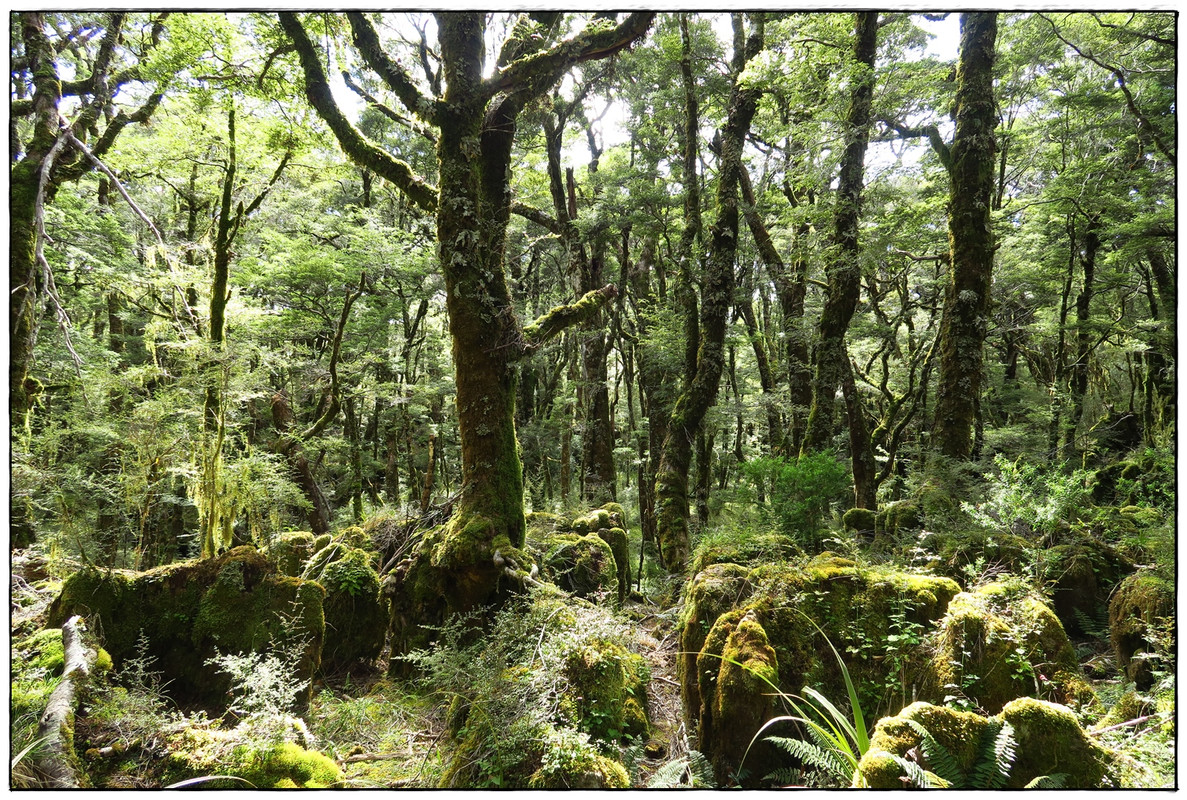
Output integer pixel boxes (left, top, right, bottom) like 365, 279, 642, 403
36, 617, 94, 788
802, 11, 879, 453
655, 14, 763, 571
932, 12, 998, 460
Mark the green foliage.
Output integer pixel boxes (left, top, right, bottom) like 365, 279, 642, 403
962, 455, 1093, 538
206, 648, 309, 740
889, 718, 1068, 789
645, 750, 716, 788
741, 454, 850, 551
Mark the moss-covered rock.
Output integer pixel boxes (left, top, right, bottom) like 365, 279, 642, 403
266, 532, 316, 577
856, 699, 1116, 788
561, 638, 649, 741
700, 613, 779, 785
876, 500, 923, 535
164, 727, 340, 788
915, 527, 1031, 581
316, 546, 387, 673
595, 527, 631, 605
689, 529, 797, 574
531, 532, 618, 603
842, 507, 877, 536
1041, 537, 1131, 637
1108, 573, 1174, 689
569, 508, 613, 535
679, 556, 959, 783
923, 581, 1092, 714
46, 547, 324, 709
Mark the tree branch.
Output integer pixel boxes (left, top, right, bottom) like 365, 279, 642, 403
510, 201, 562, 234
488, 12, 654, 96
878, 118, 953, 170
341, 70, 437, 144
277, 12, 439, 214
521, 284, 617, 352
346, 12, 439, 124
302, 272, 366, 440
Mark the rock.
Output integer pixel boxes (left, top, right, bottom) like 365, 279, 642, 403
1108, 572, 1174, 689
531, 532, 619, 603
266, 532, 316, 577
923, 580, 1093, 713
46, 547, 324, 710
856, 698, 1117, 788
313, 546, 387, 673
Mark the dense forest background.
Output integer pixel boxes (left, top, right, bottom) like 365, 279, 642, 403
10, 11, 1176, 789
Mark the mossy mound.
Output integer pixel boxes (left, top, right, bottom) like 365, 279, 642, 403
877, 499, 923, 534
923, 580, 1092, 714
842, 507, 877, 536
16, 628, 67, 676
679, 555, 959, 783
164, 727, 341, 788
1108, 572, 1174, 689
46, 547, 325, 709
696, 612, 779, 785
314, 546, 387, 673
689, 528, 797, 573
595, 527, 631, 604
914, 527, 1031, 581
266, 531, 316, 577
386, 513, 531, 666
530, 532, 619, 603
856, 698, 1116, 787
561, 638, 650, 741
1040, 536, 1131, 637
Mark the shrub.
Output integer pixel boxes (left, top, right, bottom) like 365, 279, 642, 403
741, 454, 850, 552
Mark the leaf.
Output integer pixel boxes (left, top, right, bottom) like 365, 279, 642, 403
165, 775, 257, 788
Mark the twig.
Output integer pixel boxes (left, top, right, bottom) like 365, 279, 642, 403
1090, 711, 1172, 736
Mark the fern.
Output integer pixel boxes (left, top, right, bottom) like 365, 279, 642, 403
904, 719, 964, 787
899, 717, 1032, 789
766, 736, 849, 781
1026, 773, 1068, 788
646, 750, 715, 788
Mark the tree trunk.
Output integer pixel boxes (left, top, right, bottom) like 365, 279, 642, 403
802, 11, 879, 453
1065, 213, 1100, 461
655, 14, 763, 570
932, 12, 998, 461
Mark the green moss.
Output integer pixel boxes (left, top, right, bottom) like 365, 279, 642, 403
843, 507, 877, 534
94, 647, 113, 673
924, 581, 1089, 713
703, 615, 779, 785
569, 508, 612, 534
18, 628, 66, 675
595, 527, 631, 605
877, 499, 922, 534
599, 502, 626, 527
47, 548, 325, 709
267, 532, 315, 577
317, 547, 387, 672
234, 742, 342, 788
857, 699, 1115, 788
1108, 573, 1174, 689
689, 528, 796, 573
312, 534, 332, 553
562, 639, 650, 741
1000, 697, 1116, 787
532, 532, 618, 602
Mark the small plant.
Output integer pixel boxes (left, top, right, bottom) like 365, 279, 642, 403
962, 455, 1092, 538
742, 616, 870, 787
206, 648, 310, 744
645, 750, 716, 788
741, 454, 850, 551
887, 718, 1067, 789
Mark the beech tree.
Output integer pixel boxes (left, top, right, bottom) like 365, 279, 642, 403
278, 11, 654, 642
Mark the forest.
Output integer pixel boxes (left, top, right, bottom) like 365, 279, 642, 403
9, 10, 1176, 789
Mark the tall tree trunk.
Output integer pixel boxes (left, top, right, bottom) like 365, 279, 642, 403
802, 11, 879, 453
932, 12, 998, 460
1065, 213, 1100, 461
655, 14, 763, 570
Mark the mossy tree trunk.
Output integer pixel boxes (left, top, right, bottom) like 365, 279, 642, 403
932, 12, 998, 460
10, 12, 165, 425
801, 11, 879, 453
1064, 213, 1100, 461
281, 11, 654, 631
655, 14, 764, 571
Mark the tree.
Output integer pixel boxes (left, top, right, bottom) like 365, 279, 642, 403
279, 11, 654, 640
930, 13, 998, 461
654, 13, 764, 570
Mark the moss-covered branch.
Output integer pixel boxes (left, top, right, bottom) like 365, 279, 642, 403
346, 12, 439, 125
488, 12, 654, 97
521, 284, 617, 352
510, 201, 561, 234
277, 13, 438, 214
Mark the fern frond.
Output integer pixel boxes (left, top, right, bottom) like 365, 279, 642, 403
989, 721, 1017, 789
905, 718, 965, 787
766, 736, 849, 780
968, 719, 1015, 788
646, 757, 694, 788
1025, 772, 1068, 788
888, 753, 946, 788
687, 749, 716, 788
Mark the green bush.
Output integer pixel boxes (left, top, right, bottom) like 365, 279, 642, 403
741, 454, 849, 552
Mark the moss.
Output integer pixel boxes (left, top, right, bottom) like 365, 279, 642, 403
595, 527, 631, 605
267, 532, 316, 577
94, 647, 113, 673
317, 546, 387, 672
702, 614, 779, 785
843, 507, 877, 534
689, 528, 796, 573
677, 564, 754, 722
1000, 698, 1117, 787
47, 548, 325, 709
312, 534, 332, 553
856, 699, 1116, 788
1108, 572, 1174, 689
1041, 536, 1131, 637
18, 628, 66, 675
569, 508, 612, 534
532, 532, 618, 602
166, 730, 341, 789
561, 639, 650, 741
924, 581, 1089, 714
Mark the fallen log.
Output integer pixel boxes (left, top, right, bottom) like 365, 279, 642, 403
36, 616, 94, 788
